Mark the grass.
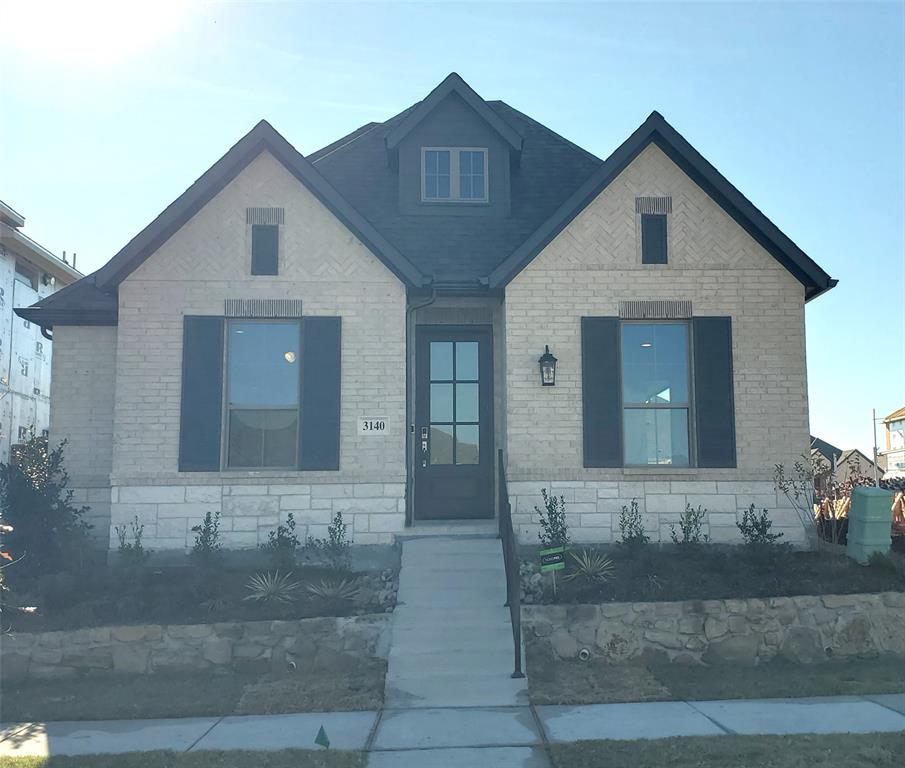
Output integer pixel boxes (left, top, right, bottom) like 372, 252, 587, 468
0, 662, 386, 723
5, 563, 394, 633
549, 732, 905, 768
526, 544, 905, 604
0, 750, 364, 768
527, 647, 905, 705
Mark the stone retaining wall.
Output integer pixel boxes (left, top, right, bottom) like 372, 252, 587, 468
523, 592, 905, 666
0, 614, 391, 681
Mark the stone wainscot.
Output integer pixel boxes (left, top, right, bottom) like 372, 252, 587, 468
1, 614, 391, 681
524, 592, 905, 665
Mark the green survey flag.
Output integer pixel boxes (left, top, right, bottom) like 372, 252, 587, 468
315, 725, 330, 748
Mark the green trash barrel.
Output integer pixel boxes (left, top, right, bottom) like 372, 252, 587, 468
847, 486, 893, 565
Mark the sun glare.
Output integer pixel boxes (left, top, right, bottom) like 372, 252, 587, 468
2, 0, 194, 67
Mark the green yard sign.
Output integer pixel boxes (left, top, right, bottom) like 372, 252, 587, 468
539, 545, 566, 572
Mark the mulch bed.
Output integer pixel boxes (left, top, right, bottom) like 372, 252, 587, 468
5, 563, 394, 633
524, 544, 905, 605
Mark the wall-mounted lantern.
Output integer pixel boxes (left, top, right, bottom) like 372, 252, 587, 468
539, 345, 557, 386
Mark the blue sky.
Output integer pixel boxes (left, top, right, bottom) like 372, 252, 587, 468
1, 1, 902, 456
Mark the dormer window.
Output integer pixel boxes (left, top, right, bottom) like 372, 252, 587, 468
422, 148, 488, 203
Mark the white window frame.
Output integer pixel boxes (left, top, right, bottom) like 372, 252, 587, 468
421, 147, 488, 203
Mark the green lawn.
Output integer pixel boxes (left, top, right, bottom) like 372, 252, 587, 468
0, 662, 385, 723
550, 732, 905, 768
528, 647, 905, 706
0, 751, 363, 768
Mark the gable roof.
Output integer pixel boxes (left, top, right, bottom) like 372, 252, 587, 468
811, 434, 843, 462
16, 120, 426, 327
884, 406, 905, 423
489, 111, 837, 299
17, 75, 837, 328
385, 73, 523, 153
311, 98, 602, 284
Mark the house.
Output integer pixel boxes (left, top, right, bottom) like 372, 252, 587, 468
0, 200, 81, 463
16, 74, 836, 551
811, 444, 880, 495
880, 406, 905, 480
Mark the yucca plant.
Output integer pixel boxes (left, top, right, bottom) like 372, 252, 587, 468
563, 549, 615, 584
306, 578, 359, 601
243, 571, 301, 604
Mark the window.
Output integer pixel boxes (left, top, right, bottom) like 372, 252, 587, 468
226, 320, 300, 468
15, 261, 38, 290
641, 214, 668, 264
251, 224, 279, 275
621, 322, 690, 466
429, 340, 480, 465
422, 148, 488, 202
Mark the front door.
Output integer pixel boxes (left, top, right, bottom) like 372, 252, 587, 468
414, 326, 493, 520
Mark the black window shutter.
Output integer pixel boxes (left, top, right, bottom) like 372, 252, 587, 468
641, 213, 668, 264
581, 317, 622, 467
693, 316, 737, 468
251, 224, 279, 275
300, 317, 341, 470
179, 316, 224, 472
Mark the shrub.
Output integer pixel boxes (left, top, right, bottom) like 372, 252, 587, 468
619, 498, 649, 549
0, 431, 90, 573
115, 516, 151, 567
563, 549, 615, 584
670, 503, 709, 546
243, 571, 301, 605
535, 488, 569, 548
305, 510, 351, 570
737, 504, 784, 546
191, 509, 222, 568
262, 513, 300, 570
306, 578, 359, 601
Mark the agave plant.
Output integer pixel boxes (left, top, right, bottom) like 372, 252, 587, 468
306, 578, 360, 601
563, 549, 615, 584
243, 571, 301, 604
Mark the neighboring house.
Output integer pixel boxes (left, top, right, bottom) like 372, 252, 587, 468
880, 406, 905, 480
0, 200, 80, 464
16, 74, 836, 551
811, 440, 880, 494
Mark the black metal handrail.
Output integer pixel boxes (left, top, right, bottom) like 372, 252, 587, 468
498, 449, 524, 679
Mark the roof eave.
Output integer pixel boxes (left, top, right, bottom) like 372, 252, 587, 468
13, 306, 118, 328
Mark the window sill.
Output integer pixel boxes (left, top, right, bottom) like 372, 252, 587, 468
622, 467, 699, 476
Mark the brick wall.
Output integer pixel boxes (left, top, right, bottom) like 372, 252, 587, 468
49, 325, 117, 541
504, 144, 811, 544
103, 151, 406, 549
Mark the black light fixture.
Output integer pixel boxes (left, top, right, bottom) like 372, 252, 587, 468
539, 345, 557, 386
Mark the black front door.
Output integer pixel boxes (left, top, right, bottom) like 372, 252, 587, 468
414, 326, 493, 520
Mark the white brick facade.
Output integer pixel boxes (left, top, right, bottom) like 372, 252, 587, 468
503, 144, 810, 544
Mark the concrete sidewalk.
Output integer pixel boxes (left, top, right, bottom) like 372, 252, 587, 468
2, 694, 903, 764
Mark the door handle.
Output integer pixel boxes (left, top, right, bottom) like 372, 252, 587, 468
420, 427, 428, 454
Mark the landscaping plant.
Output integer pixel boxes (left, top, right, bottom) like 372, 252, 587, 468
619, 498, 649, 550
191, 508, 223, 568
243, 571, 301, 604
305, 510, 351, 570
670, 503, 709, 547
535, 488, 570, 547
736, 504, 784, 546
306, 577, 360, 601
115, 516, 151, 567
0, 430, 90, 573
263, 512, 300, 570
563, 549, 615, 585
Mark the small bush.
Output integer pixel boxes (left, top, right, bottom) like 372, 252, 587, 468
115, 516, 151, 567
535, 488, 569, 548
670, 503, 709, 546
0, 431, 90, 573
563, 549, 615, 585
305, 510, 351, 571
191, 509, 222, 568
306, 578, 359, 601
262, 513, 300, 570
619, 498, 649, 549
737, 504, 784, 546
243, 571, 301, 605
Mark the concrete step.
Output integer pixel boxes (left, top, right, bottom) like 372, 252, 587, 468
396, 567, 505, 589
402, 538, 503, 556
388, 647, 518, 670
389, 627, 516, 651
400, 553, 506, 570
384, 676, 529, 708
396, 588, 507, 607
367, 746, 551, 768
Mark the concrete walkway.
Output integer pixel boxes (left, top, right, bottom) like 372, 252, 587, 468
384, 536, 528, 708
2, 694, 903, 763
